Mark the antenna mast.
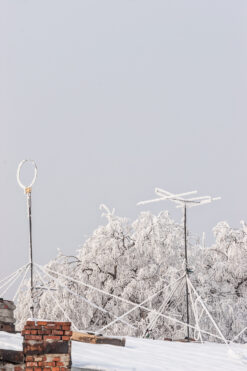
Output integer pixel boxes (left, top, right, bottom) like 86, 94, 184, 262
137, 187, 220, 341
17, 160, 37, 318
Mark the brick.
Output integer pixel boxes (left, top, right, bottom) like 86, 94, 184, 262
26, 321, 36, 326
26, 355, 34, 361
52, 368, 60, 371
38, 329, 52, 335
52, 330, 63, 335
56, 322, 71, 326
37, 321, 48, 326
57, 354, 70, 361
31, 330, 38, 334
56, 361, 65, 366
44, 361, 56, 366
52, 356, 61, 361
26, 361, 38, 366
23, 325, 32, 330
62, 336, 70, 341
33, 356, 43, 362
46, 323, 56, 328
25, 335, 43, 341
64, 331, 72, 336
21, 330, 31, 335
56, 323, 64, 330
34, 368, 42, 371
44, 335, 61, 341
61, 325, 71, 331
33, 325, 42, 330
45, 354, 65, 362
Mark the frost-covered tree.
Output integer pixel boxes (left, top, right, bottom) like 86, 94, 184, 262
14, 207, 247, 343
193, 221, 247, 342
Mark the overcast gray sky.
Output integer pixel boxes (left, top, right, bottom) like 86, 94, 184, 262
0, 0, 246, 280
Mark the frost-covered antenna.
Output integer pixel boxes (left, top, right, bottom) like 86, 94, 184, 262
17, 159, 37, 318
137, 187, 221, 341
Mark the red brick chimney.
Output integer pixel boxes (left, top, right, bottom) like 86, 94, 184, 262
21, 320, 72, 370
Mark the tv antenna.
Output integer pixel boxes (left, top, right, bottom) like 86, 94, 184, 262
17, 159, 37, 318
137, 187, 221, 341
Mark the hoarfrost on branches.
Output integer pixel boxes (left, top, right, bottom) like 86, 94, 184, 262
15, 208, 247, 343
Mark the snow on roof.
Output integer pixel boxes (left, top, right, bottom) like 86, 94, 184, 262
0, 331, 246, 370
0, 331, 22, 351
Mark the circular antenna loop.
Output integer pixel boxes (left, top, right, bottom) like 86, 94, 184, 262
17, 160, 37, 191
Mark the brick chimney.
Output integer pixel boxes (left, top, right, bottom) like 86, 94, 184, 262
22, 320, 72, 370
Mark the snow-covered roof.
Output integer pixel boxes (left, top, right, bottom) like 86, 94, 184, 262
0, 331, 246, 371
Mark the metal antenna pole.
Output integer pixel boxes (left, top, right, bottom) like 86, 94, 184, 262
137, 187, 221, 341
184, 204, 190, 341
26, 188, 34, 317
17, 160, 37, 319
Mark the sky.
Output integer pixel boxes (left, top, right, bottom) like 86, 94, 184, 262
0, 0, 246, 282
